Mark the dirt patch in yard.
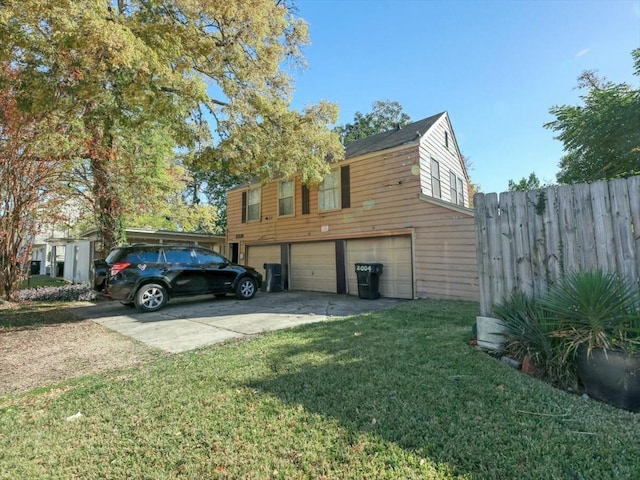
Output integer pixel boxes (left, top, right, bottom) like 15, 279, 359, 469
0, 303, 162, 395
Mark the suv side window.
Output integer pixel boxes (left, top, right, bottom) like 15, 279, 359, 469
125, 249, 161, 263
194, 248, 226, 265
164, 248, 194, 264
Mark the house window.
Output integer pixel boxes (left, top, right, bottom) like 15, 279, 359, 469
450, 171, 465, 206
445, 131, 449, 150
278, 179, 294, 216
431, 158, 441, 198
450, 171, 458, 204
319, 169, 340, 211
247, 187, 261, 222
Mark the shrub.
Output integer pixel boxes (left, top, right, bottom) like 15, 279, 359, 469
494, 270, 640, 389
494, 292, 576, 388
13, 283, 97, 303
543, 270, 640, 356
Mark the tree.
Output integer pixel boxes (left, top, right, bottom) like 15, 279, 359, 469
0, 65, 71, 299
461, 154, 481, 205
508, 172, 543, 192
0, 0, 343, 252
546, 49, 640, 185
336, 100, 411, 144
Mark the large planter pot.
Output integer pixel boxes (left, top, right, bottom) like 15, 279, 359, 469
577, 347, 640, 412
475, 316, 508, 352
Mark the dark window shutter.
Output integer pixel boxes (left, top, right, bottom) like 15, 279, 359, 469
341, 165, 350, 209
302, 185, 310, 215
241, 191, 247, 223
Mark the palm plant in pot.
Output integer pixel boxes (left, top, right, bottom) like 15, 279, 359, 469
543, 270, 640, 411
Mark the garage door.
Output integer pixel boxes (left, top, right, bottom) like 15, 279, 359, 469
246, 245, 281, 278
290, 242, 336, 293
346, 236, 413, 299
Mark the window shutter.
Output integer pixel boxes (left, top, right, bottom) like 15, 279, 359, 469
241, 191, 247, 223
340, 165, 350, 209
302, 185, 310, 215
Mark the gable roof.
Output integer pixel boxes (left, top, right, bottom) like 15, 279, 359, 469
344, 112, 445, 159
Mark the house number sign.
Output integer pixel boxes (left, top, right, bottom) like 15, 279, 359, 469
356, 265, 373, 272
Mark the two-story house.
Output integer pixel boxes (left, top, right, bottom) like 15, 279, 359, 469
226, 112, 479, 301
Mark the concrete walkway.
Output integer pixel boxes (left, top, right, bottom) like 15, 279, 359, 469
74, 291, 403, 353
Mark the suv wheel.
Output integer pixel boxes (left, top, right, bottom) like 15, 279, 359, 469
236, 277, 256, 300
135, 283, 167, 312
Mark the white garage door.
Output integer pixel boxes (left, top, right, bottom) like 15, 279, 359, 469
246, 245, 281, 278
346, 236, 413, 299
290, 242, 336, 293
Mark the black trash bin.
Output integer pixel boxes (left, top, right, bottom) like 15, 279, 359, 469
30, 260, 41, 275
355, 263, 383, 299
262, 263, 283, 292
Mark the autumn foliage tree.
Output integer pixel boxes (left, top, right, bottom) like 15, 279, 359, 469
0, 0, 344, 253
0, 65, 70, 299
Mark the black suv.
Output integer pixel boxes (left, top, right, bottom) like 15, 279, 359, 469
92, 244, 262, 312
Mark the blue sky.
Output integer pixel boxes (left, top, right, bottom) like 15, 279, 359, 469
288, 0, 640, 194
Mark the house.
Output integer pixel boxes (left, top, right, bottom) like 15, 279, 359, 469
30, 218, 77, 278
225, 112, 479, 301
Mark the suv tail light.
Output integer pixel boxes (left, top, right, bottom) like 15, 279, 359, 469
110, 262, 131, 276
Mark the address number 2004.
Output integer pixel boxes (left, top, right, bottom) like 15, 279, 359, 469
356, 265, 372, 272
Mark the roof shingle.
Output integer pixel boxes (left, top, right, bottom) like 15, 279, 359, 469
344, 112, 445, 159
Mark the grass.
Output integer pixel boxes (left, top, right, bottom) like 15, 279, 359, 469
0, 302, 83, 330
1, 276, 87, 330
2, 299, 640, 479
18, 274, 70, 289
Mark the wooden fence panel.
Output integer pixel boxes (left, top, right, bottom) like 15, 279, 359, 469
512, 191, 533, 298
526, 190, 547, 297
474, 175, 640, 316
543, 187, 561, 285
486, 193, 503, 312
610, 178, 636, 284
590, 181, 616, 272
474, 193, 492, 316
628, 176, 640, 284
574, 183, 597, 271
499, 193, 515, 297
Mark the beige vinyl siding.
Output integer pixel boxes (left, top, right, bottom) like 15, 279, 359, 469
346, 236, 413, 299
226, 135, 478, 302
246, 245, 281, 278
413, 204, 478, 300
228, 149, 422, 244
290, 242, 336, 293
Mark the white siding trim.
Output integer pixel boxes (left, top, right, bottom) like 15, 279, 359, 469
419, 193, 474, 216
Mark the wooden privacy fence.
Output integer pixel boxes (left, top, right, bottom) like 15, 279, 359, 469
474, 176, 640, 316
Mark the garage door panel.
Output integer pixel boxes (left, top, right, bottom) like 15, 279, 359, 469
346, 236, 412, 299
290, 242, 336, 293
247, 245, 281, 278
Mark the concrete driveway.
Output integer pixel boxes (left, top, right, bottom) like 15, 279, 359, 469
74, 291, 404, 353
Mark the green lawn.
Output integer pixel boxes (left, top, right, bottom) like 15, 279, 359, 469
19, 274, 69, 289
2, 299, 639, 479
